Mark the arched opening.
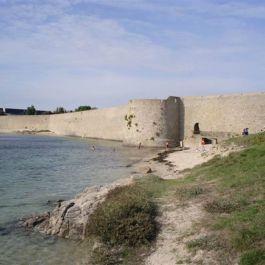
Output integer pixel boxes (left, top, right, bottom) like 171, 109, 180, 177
193, 123, 200, 134
202, 137, 212, 144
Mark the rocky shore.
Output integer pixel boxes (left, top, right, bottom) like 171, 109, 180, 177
19, 177, 134, 240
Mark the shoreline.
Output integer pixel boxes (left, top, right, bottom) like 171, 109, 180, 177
19, 141, 221, 239
15, 134, 246, 264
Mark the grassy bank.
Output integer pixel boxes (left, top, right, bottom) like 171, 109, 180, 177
87, 133, 265, 265
179, 133, 265, 264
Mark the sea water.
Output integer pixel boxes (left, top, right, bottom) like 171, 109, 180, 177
0, 134, 153, 265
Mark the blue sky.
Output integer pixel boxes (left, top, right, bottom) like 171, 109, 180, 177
0, 0, 265, 110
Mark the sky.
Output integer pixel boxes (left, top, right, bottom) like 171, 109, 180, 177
0, 0, 265, 110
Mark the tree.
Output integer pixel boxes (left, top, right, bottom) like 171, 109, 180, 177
75, 105, 92, 112
26, 105, 36, 115
54, 107, 66, 114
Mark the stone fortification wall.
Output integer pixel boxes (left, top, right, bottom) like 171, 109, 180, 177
123, 97, 179, 147
0, 105, 128, 141
0, 92, 264, 147
181, 92, 265, 140
49, 105, 127, 141
0, 115, 49, 132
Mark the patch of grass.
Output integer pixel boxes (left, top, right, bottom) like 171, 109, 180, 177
134, 175, 180, 198
90, 244, 150, 265
225, 132, 265, 147
90, 245, 123, 265
204, 198, 241, 214
87, 184, 158, 247
187, 235, 225, 251
176, 185, 206, 200
180, 134, 265, 261
239, 249, 265, 265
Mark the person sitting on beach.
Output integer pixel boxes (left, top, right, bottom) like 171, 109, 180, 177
242, 128, 249, 136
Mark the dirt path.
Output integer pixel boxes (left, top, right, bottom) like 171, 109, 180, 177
142, 145, 234, 265
145, 200, 204, 265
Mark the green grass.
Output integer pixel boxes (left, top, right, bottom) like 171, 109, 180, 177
240, 249, 265, 265
88, 133, 265, 264
187, 235, 225, 251
184, 134, 265, 263
224, 132, 265, 147
175, 185, 206, 200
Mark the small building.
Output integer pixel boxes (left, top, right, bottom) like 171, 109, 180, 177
5, 108, 26, 115
3, 108, 51, 115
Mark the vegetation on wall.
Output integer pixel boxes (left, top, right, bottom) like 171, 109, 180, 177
124, 114, 136, 130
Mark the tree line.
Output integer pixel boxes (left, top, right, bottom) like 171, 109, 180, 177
25, 105, 96, 115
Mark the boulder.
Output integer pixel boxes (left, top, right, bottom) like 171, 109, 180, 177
19, 178, 134, 240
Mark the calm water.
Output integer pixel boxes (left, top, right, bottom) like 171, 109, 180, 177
0, 134, 153, 265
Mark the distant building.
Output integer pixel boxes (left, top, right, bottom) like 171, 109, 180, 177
5, 108, 26, 115
3, 108, 51, 115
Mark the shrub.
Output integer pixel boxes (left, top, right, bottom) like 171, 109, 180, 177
75, 105, 91, 112
26, 105, 36, 115
204, 199, 239, 214
54, 106, 66, 114
87, 185, 158, 247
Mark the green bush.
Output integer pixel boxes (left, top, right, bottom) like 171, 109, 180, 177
26, 105, 36, 115
75, 105, 91, 112
87, 185, 158, 247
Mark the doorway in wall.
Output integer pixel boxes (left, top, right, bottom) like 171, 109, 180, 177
193, 123, 200, 134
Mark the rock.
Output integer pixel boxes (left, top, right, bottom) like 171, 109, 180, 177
19, 177, 134, 240
146, 167, 152, 173
137, 166, 153, 174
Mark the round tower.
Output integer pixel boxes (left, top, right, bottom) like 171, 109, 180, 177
123, 97, 180, 147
